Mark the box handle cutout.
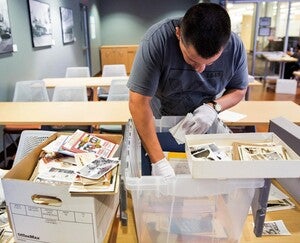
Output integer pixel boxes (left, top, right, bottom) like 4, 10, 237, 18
31, 194, 62, 207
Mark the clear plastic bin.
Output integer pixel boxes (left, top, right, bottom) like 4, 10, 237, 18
124, 119, 264, 242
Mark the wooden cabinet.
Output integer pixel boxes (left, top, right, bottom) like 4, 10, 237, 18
100, 45, 138, 74
240, 15, 253, 52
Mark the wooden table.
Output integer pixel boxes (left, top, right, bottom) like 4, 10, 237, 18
226, 101, 300, 126
0, 101, 131, 125
43, 76, 129, 101
0, 101, 298, 127
262, 52, 298, 79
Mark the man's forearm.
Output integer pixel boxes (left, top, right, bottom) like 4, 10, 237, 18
129, 94, 164, 163
216, 88, 246, 110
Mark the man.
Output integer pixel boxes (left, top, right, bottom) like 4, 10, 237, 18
284, 43, 300, 79
127, 3, 248, 178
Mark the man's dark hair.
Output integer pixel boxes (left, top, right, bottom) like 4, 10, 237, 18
180, 3, 231, 58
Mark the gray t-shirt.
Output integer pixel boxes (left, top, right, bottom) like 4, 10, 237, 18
127, 18, 248, 117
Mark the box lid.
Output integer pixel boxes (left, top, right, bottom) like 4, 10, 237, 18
185, 133, 300, 179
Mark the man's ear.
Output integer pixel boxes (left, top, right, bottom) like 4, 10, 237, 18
175, 27, 180, 40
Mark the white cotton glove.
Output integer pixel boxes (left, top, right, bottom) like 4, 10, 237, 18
151, 158, 175, 178
182, 103, 217, 134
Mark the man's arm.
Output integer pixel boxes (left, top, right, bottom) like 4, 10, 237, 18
214, 88, 247, 112
128, 90, 164, 163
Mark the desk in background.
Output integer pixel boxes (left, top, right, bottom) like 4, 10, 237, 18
43, 76, 129, 101
0, 101, 131, 126
226, 101, 300, 127
0, 101, 299, 128
262, 52, 298, 79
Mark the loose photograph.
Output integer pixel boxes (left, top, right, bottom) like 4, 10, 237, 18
76, 157, 120, 180
238, 144, 287, 161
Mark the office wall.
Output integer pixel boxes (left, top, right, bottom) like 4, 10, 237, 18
0, 0, 102, 161
0, 0, 101, 102
99, 0, 199, 45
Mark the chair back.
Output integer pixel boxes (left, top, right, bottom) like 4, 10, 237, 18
52, 86, 88, 102
102, 64, 127, 77
99, 79, 128, 134
65, 67, 90, 77
13, 80, 49, 102
50, 86, 91, 132
14, 130, 56, 166
107, 79, 129, 101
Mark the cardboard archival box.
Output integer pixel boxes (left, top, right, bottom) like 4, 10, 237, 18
2, 132, 122, 243
185, 132, 300, 179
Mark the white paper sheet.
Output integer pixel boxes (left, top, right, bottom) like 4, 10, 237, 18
218, 110, 247, 122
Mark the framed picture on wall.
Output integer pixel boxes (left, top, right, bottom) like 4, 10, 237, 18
259, 17, 271, 27
60, 7, 74, 44
258, 27, 271, 37
28, 0, 53, 47
0, 0, 13, 54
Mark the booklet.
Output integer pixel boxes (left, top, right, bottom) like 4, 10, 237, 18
61, 129, 119, 158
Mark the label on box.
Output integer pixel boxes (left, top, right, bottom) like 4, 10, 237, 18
9, 202, 95, 242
